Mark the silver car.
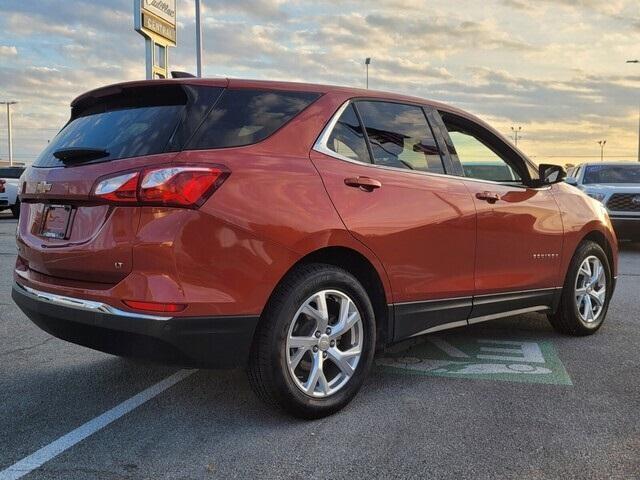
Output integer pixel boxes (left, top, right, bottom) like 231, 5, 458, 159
566, 162, 640, 241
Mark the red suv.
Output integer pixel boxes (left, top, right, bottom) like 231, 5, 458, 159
13, 79, 618, 418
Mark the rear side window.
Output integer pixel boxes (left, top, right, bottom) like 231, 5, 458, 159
326, 104, 371, 163
34, 85, 223, 168
188, 89, 321, 149
355, 101, 444, 173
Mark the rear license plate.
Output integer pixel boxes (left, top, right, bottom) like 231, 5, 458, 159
41, 205, 72, 239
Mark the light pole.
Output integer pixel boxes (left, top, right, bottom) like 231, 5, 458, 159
627, 60, 639, 162
0, 101, 17, 166
597, 139, 607, 162
365, 57, 371, 89
511, 126, 522, 147
196, 0, 203, 77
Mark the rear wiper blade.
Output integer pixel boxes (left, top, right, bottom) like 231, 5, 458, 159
53, 147, 109, 163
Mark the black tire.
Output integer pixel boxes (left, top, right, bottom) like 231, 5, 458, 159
547, 240, 612, 336
247, 263, 376, 419
10, 200, 20, 219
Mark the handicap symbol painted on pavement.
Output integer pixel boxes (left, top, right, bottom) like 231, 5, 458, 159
376, 335, 572, 385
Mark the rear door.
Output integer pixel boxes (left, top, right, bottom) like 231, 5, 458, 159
310, 99, 477, 340
435, 110, 564, 321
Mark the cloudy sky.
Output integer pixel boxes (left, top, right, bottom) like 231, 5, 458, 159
1, 0, 639, 166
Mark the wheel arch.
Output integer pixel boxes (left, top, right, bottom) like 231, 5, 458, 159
579, 229, 616, 278
263, 246, 392, 350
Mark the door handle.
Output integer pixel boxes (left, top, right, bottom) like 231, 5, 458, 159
475, 191, 500, 204
344, 176, 382, 191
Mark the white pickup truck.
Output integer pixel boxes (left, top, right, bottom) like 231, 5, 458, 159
566, 162, 640, 242
0, 166, 25, 218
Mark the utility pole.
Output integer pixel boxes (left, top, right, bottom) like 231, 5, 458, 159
627, 60, 639, 162
0, 101, 17, 166
195, 0, 203, 77
365, 57, 371, 89
511, 126, 522, 147
597, 139, 607, 162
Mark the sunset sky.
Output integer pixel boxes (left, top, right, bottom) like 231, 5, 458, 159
1, 0, 639, 166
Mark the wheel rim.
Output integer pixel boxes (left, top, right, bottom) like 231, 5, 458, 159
286, 289, 363, 398
574, 255, 607, 324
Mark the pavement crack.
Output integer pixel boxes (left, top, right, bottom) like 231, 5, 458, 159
0, 337, 54, 357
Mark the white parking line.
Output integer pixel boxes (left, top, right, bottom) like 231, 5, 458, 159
0, 369, 196, 480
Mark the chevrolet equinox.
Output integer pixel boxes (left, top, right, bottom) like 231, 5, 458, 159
13, 79, 618, 418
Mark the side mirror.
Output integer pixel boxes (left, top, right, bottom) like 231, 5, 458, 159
538, 164, 566, 185
564, 176, 578, 186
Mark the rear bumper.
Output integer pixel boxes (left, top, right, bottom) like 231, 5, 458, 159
610, 216, 640, 241
12, 282, 259, 368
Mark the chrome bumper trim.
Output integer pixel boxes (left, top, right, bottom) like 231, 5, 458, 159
17, 283, 172, 321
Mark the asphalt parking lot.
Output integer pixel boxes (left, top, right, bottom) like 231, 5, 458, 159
0, 213, 639, 480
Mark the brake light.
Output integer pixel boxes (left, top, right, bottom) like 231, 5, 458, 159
123, 300, 187, 313
91, 165, 228, 208
0, 179, 5, 193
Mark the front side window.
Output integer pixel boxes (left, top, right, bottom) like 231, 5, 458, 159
355, 101, 444, 173
440, 114, 523, 183
326, 104, 370, 163
189, 89, 321, 149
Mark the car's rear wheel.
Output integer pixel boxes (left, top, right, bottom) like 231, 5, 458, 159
547, 241, 612, 336
247, 263, 376, 418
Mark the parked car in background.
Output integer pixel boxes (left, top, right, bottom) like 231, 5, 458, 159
12, 79, 618, 418
566, 162, 640, 241
0, 166, 25, 218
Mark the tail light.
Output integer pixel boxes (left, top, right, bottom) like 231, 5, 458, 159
91, 165, 229, 208
0, 180, 5, 193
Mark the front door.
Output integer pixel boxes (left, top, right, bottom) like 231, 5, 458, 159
437, 111, 564, 321
310, 100, 477, 340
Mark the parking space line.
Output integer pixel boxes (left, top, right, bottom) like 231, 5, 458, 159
0, 369, 196, 480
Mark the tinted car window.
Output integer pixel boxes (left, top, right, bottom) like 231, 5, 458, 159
355, 101, 444, 173
583, 164, 640, 184
189, 89, 320, 149
0, 167, 25, 179
326, 104, 371, 163
34, 85, 223, 168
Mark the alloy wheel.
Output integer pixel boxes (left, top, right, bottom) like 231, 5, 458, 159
574, 255, 607, 324
286, 289, 363, 398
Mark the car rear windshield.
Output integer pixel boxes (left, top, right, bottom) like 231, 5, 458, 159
583, 164, 640, 184
34, 85, 223, 168
187, 89, 321, 149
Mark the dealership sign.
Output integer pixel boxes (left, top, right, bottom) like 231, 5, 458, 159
135, 0, 176, 46
134, 0, 176, 79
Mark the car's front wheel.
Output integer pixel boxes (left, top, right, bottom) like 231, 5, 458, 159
247, 263, 376, 418
547, 240, 612, 336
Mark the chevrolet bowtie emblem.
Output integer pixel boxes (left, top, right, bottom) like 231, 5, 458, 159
35, 181, 52, 194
